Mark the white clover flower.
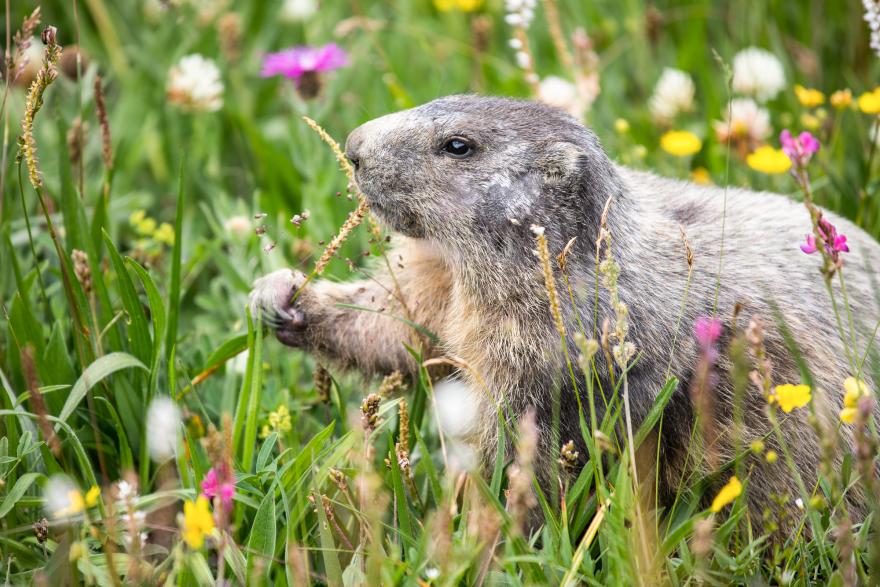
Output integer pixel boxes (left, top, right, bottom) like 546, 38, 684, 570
433, 379, 479, 439
713, 98, 771, 148
649, 68, 695, 122
166, 54, 224, 113
281, 0, 318, 22
732, 47, 785, 102
146, 397, 182, 462
224, 215, 251, 238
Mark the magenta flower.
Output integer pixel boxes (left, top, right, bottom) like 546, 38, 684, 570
694, 317, 722, 346
780, 129, 820, 169
800, 215, 849, 263
201, 467, 235, 509
261, 44, 348, 81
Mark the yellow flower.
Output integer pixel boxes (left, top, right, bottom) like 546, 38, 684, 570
182, 496, 215, 549
84, 485, 100, 507
840, 377, 869, 424
267, 405, 292, 433
765, 450, 778, 464
858, 89, 880, 114
690, 167, 711, 185
800, 112, 821, 130
794, 84, 825, 108
746, 146, 792, 174
830, 89, 852, 110
129, 210, 146, 226
770, 384, 812, 413
660, 130, 702, 157
154, 222, 175, 246
710, 476, 742, 513
433, 0, 482, 11
614, 118, 630, 134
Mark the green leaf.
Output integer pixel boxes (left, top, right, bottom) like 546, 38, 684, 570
94, 397, 134, 472
634, 377, 678, 448
56, 352, 148, 429
103, 232, 152, 364
165, 159, 185, 355
201, 334, 248, 374
0, 472, 43, 519
246, 491, 277, 584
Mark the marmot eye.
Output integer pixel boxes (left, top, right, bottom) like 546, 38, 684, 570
442, 137, 473, 158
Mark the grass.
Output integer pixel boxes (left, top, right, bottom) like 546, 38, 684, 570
1, 0, 880, 584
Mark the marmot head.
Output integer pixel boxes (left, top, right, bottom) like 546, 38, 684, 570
345, 95, 621, 258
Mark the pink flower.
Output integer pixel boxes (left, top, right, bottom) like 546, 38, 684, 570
780, 129, 820, 169
260, 44, 348, 81
201, 468, 235, 509
800, 215, 849, 262
694, 317, 722, 347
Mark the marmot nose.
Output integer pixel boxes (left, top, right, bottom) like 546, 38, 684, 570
344, 129, 363, 171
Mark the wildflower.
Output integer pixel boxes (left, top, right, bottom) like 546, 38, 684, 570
694, 316, 722, 349
434, 379, 480, 438
732, 47, 786, 102
660, 130, 702, 157
146, 397, 182, 462
746, 146, 792, 174
800, 215, 849, 263
130, 209, 156, 236
614, 118, 630, 134
261, 44, 347, 100
181, 496, 215, 549
45, 477, 100, 518
714, 98, 771, 148
649, 67, 695, 122
280, 0, 317, 22
769, 384, 812, 413
794, 84, 825, 108
841, 377, 870, 424
224, 215, 251, 238
749, 439, 765, 454
864, 0, 880, 58
800, 112, 821, 131
154, 222, 175, 246
166, 54, 224, 113
765, 450, 778, 463
201, 468, 235, 509
830, 89, 853, 110
434, 0, 483, 11
538, 76, 583, 119
857, 88, 880, 114
261, 404, 292, 438
780, 129, 820, 169
691, 167, 711, 185
710, 476, 742, 512
504, 0, 537, 28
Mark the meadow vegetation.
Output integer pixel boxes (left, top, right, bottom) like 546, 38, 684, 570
2, 0, 880, 584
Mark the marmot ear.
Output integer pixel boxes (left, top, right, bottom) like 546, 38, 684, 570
536, 141, 587, 184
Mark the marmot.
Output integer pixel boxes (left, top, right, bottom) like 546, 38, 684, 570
250, 95, 879, 530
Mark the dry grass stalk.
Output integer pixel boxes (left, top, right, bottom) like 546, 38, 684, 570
531, 225, 565, 338
19, 26, 61, 191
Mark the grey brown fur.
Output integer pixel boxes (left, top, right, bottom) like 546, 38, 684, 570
250, 95, 880, 530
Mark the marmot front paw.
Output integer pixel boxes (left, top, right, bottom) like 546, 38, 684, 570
248, 268, 310, 347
